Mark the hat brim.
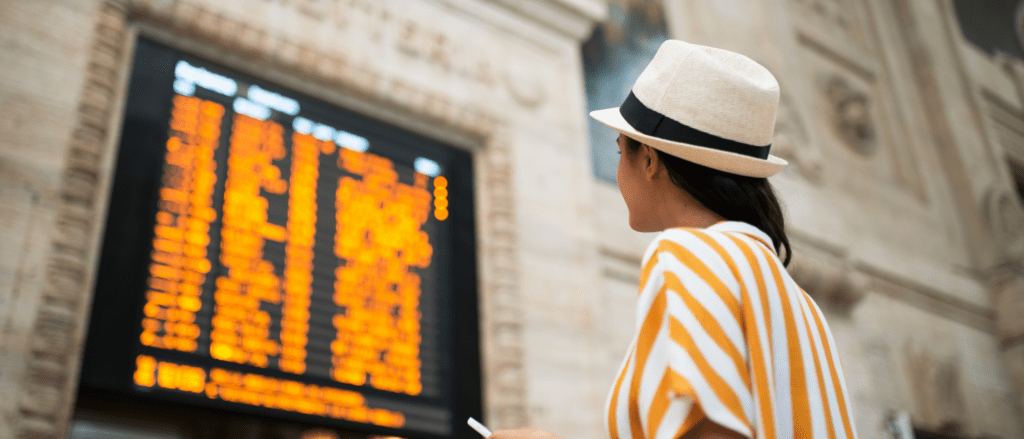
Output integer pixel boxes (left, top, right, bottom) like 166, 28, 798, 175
590, 107, 788, 178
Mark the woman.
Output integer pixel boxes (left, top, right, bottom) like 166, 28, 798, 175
492, 41, 858, 439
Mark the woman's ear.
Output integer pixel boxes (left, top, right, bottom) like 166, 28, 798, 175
642, 144, 659, 181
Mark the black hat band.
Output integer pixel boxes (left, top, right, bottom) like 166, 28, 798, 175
618, 91, 772, 160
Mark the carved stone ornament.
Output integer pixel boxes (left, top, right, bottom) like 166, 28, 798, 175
789, 0, 870, 54
772, 89, 824, 182
793, 0, 849, 29
983, 186, 1024, 258
787, 247, 867, 315
821, 73, 876, 156
503, 53, 547, 109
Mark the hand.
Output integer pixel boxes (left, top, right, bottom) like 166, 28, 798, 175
490, 428, 564, 439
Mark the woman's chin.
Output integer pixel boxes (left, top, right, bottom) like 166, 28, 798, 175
627, 216, 655, 233
627, 215, 640, 232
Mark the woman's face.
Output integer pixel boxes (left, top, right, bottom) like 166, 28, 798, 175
616, 134, 655, 232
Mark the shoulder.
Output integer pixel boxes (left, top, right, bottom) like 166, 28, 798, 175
640, 228, 738, 282
642, 227, 752, 266
638, 228, 756, 325
640, 224, 774, 286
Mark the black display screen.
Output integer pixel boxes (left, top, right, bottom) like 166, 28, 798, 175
79, 38, 481, 438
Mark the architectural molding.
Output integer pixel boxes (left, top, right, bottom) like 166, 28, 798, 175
787, 243, 867, 316
982, 185, 1024, 259
788, 231, 997, 332
486, 0, 607, 40
474, 131, 528, 429
788, 0, 873, 56
17, 2, 131, 437
858, 263, 996, 334
982, 88, 1024, 163
796, 31, 877, 83
126, 0, 502, 139
888, 0, 993, 264
772, 88, 823, 183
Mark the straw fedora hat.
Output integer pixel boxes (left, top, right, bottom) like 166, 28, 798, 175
590, 40, 787, 178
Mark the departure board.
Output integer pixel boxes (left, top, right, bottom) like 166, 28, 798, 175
80, 39, 481, 438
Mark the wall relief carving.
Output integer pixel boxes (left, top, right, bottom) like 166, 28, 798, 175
788, 243, 866, 315
788, 0, 869, 54
247, 0, 547, 110
983, 186, 1024, 258
791, 0, 850, 29
125, 0, 507, 135
772, 89, 823, 182
821, 73, 876, 156
792, 0, 928, 199
504, 54, 547, 109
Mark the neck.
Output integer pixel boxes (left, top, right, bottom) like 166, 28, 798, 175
650, 179, 725, 231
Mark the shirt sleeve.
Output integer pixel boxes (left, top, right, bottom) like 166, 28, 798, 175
635, 230, 754, 439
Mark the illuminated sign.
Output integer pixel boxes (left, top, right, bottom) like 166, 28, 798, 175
80, 39, 480, 438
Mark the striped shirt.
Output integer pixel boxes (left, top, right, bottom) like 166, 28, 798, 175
605, 222, 857, 439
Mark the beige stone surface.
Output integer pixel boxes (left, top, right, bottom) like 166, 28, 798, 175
839, 293, 1020, 437
0, 1, 108, 438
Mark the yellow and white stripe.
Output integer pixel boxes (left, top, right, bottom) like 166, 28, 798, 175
605, 222, 857, 439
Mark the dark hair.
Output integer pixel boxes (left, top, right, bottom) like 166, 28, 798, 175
625, 137, 791, 266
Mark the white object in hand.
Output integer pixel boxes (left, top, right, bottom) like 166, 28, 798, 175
467, 417, 492, 438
